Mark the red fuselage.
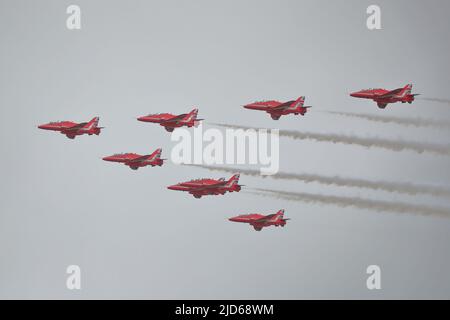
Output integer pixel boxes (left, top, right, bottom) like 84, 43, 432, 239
229, 210, 288, 231
137, 108, 202, 132
38, 117, 102, 139
103, 149, 164, 170
243, 97, 310, 120
350, 84, 417, 109
168, 174, 241, 198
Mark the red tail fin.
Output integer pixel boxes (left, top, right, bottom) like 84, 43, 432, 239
149, 148, 162, 161
400, 84, 413, 97
225, 173, 240, 188
290, 96, 305, 109
183, 108, 198, 122
84, 117, 99, 130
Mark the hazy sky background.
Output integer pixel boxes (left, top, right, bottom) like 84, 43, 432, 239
1, 0, 450, 299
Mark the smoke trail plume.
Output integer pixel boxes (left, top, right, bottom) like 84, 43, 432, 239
418, 97, 450, 106
247, 188, 450, 218
185, 164, 450, 199
324, 111, 450, 130
211, 122, 450, 156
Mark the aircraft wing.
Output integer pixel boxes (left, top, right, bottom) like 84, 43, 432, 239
127, 155, 150, 163
187, 181, 227, 192
63, 122, 87, 132
378, 88, 402, 98
160, 113, 187, 125
268, 101, 295, 110
253, 214, 276, 223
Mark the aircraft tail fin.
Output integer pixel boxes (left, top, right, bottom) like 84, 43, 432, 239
149, 148, 162, 161
275, 209, 290, 222
274, 209, 285, 220
225, 173, 240, 188
84, 117, 100, 130
291, 96, 305, 109
400, 84, 413, 97
184, 108, 199, 123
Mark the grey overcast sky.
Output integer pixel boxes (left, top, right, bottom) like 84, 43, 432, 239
1, 0, 450, 299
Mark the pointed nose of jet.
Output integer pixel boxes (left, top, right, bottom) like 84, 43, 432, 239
102, 156, 114, 162
38, 123, 51, 130
137, 116, 146, 122
243, 102, 264, 110
350, 90, 364, 98
229, 215, 246, 222
167, 184, 187, 191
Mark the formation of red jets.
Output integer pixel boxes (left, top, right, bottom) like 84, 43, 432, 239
38, 84, 418, 231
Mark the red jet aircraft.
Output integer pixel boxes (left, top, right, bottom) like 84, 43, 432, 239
137, 108, 203, 132
38, 117, 103, 139
229, 209, 289, 231
243, 96, 311, 120
102, 148, 164, 170
167, 173, 242, 198
350, 84, 419, 109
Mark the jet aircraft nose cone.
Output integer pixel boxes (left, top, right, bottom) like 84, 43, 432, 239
167, 185, 177, 190
350, 90, 365, 98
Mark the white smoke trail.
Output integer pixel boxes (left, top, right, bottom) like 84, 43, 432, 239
211, 123, 450, 156
418, 97, 450, 106
324, 111, 450, 130
185, 164, 450, 199
247, 188, 450, 218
